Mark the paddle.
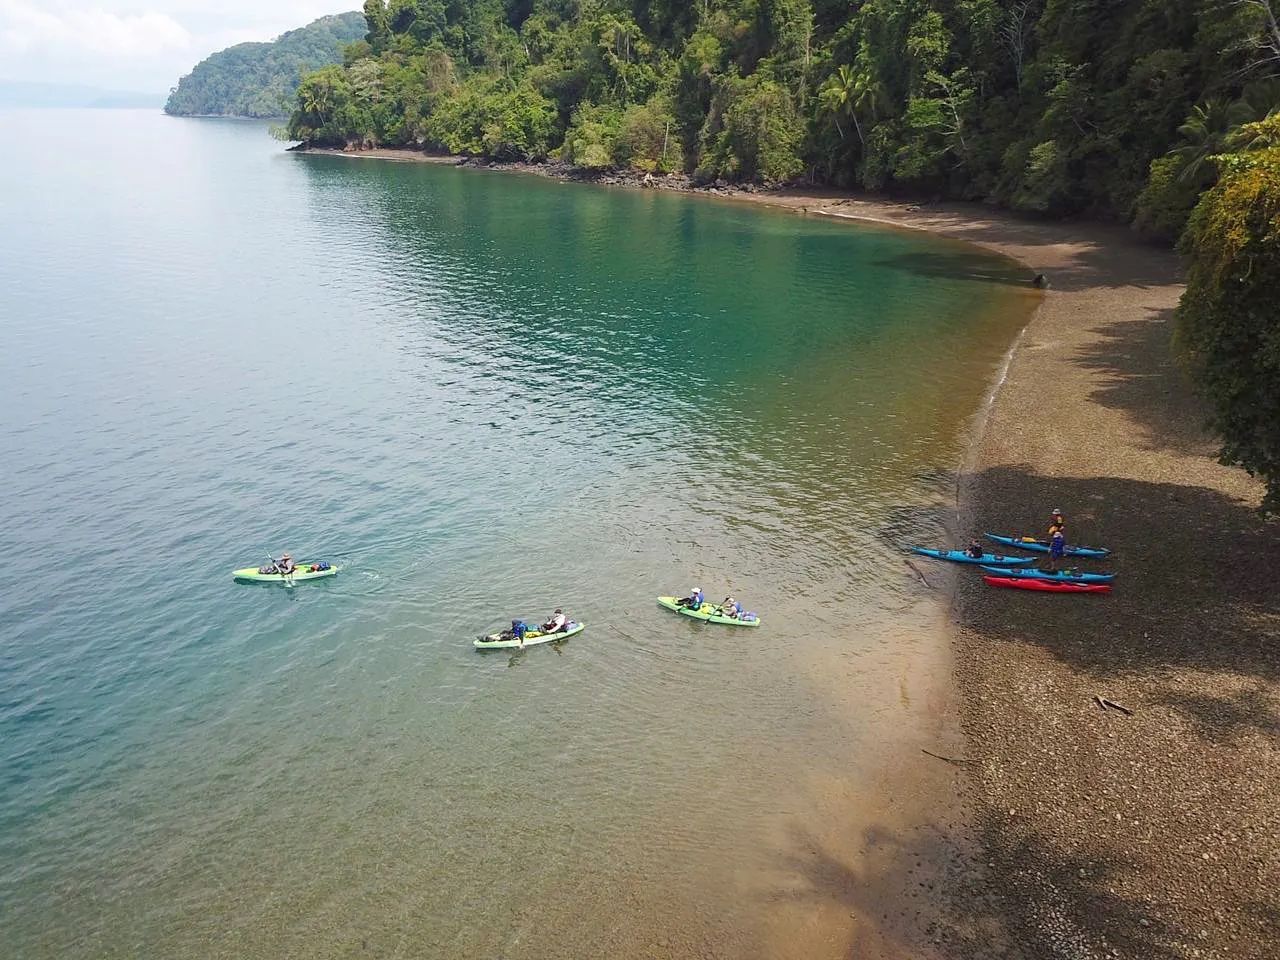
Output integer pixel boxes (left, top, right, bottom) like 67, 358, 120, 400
266, 553, 294, 586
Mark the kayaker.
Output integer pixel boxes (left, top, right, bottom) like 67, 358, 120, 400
1048, 508, 1066, 536
1045, 530, 1066, 571
678, 587, 704, 611
277, 553, 296, 575
965, 539, 984, 559
722, 597, 742, 619
510, 619, 528, 642
541, 609, 568, 633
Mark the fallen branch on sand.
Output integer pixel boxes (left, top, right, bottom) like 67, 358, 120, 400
1094, 696, 1133, 716
922, 749, 978, 765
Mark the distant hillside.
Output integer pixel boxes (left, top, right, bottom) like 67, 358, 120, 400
0, 81, 164, 109
165, 13, 364, 119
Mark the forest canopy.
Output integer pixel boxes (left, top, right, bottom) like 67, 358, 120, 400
166, 13, 366, 119
287, 0, 1280, 227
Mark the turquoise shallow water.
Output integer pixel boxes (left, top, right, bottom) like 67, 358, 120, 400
0, 109, 1036, 957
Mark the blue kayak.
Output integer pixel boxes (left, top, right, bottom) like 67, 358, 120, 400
911, 547, 1036, 566
985, 533, 1111, 559
980, 565, 1116, 584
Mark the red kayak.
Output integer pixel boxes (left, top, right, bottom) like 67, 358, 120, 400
982, 575, 1111, 595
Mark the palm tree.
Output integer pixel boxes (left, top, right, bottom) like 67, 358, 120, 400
848, 70, 884, 143
818, 65, 853, 141
818, 65, 881, 147
1172, 98, 1252, 182
302, 80, 334, 121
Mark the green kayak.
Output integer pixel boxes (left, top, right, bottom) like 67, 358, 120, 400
474, 622, 585, 649
232, 562, 339, 583
657, 596, 760, 627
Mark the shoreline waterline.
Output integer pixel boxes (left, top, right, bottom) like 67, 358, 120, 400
291, 145, 1056, 954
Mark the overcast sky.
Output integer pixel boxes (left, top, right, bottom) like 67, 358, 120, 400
0, 1, 349, 92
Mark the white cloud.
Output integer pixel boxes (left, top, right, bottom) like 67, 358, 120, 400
0, 1, 190, 57
0, 1, 342, 90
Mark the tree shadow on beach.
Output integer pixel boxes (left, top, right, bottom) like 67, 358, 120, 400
1154, 684, 1280, 744
1071, 307, 1224, 459
770, 814, 1187, 960
953, 465, 1279, 683
813, 198, 1182, 293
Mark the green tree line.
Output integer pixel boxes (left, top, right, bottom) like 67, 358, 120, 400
288, 1, 1279, 225
166, 13, 366, 118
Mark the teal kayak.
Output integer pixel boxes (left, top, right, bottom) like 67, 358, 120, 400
910, 547, 1036, 566
985, 533, 1110, 558
657, 596, 760, 627
980, 565, 1115, 584
474, 621, 585, 649
233, 562, 338, 582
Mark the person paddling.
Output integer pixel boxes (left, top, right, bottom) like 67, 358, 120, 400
722, 597, 743, 619
272, 552, 296, 575
965, 538, 984, 559
541, 609, 568, 634
677, 587, 704, 611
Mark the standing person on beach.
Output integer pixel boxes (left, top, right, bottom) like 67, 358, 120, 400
1045, 529, 1066, 572
1048, 508, 1065, 537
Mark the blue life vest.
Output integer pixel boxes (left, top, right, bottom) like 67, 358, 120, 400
512, 619, 528, 639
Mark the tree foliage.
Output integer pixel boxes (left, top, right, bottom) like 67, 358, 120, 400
166, 14, 366, 118
281, 0, 1280, 203
1177, 142, 1280, 512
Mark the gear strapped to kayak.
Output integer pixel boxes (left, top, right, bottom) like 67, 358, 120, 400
232, 561, 338, 582
657, 596, 761, 626
475, 621, 585, 649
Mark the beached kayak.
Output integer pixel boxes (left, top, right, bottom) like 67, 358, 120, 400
979, 565, 1116, 584
474, 622, 585, 649
232, 562, 338, 582
910, 547, 1036, 566
985, 533, 1110, 558
657, 597, 761, 626
983, 575, 1110, 594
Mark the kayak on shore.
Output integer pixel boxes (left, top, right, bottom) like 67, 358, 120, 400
983, 575, 1111, 594
911, 547, 1036, 566
979, 565, 1116, 584
657, 597, 761, 626
475, 621, 585, 649
233, 562, 338, 582
985, 533, 1110, 558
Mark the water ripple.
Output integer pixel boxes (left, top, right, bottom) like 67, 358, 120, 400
0, 110, 1035, 958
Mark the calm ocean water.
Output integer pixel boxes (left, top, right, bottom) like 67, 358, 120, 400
0, 109, 1036, 957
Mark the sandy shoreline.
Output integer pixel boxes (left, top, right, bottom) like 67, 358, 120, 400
293, 146, 1278, 958
781, 196, 1277, 958
796, 202, 1277, 958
